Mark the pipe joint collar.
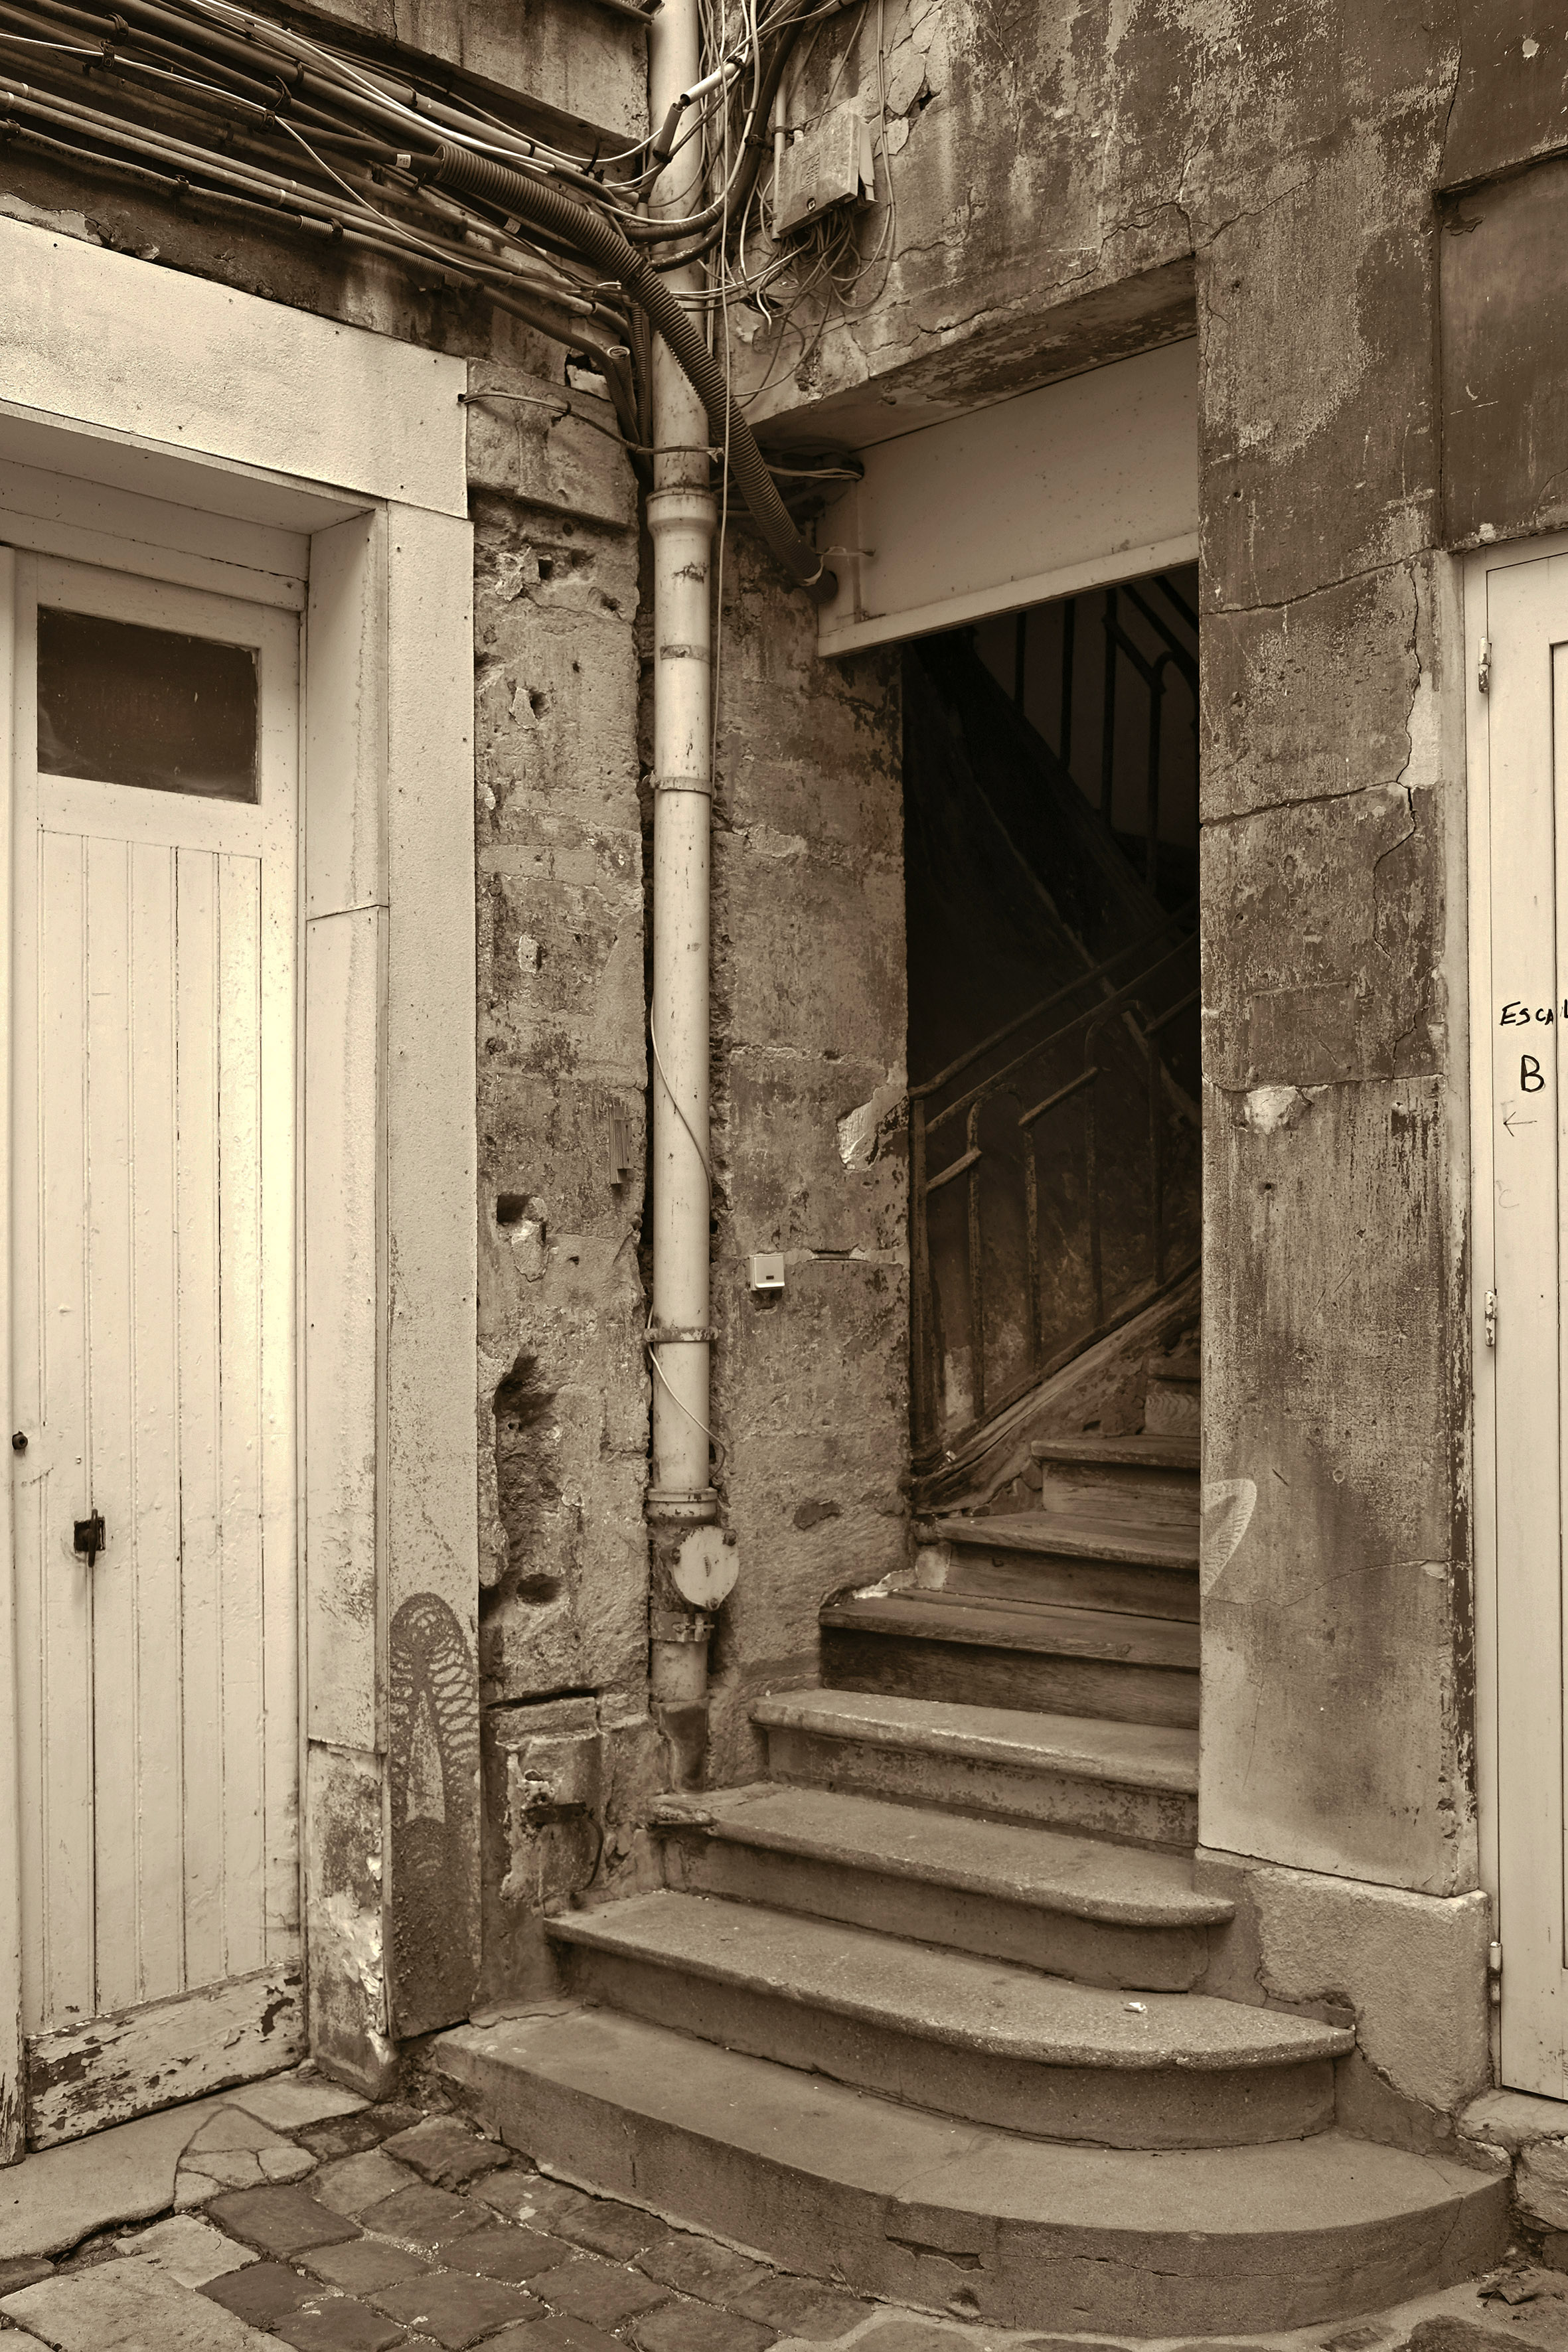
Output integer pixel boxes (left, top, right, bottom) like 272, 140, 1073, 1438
647, 485, 718, 536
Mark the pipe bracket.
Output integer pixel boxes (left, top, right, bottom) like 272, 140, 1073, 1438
650, 773, 713, 797
647, 1324, 716, 1344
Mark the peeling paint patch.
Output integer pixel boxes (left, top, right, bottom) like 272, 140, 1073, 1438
837, 1073, 906, 1168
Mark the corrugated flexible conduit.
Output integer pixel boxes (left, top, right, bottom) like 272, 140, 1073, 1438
428, 139, 834, 601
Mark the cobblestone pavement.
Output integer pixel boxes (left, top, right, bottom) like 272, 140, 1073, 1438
0, 2071, 1561, 2352
0, 2073, 1063, 2351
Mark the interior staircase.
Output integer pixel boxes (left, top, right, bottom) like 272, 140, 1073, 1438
437, 1339, 1507, 2338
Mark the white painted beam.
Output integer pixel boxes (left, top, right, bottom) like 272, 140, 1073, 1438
815, 339, 1200, 657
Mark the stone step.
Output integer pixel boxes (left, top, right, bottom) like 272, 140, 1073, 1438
435, 2007, 1509, 2337
821, 1591, 1200, 1725
1028, 1433, 1200, 1526
932, 1512, 1198, 1570
1031, 1434, 1200, 1472
926, 1510, 1199, 1621
545, 1890, 1351, 2148
754, 1688, 1200, 1847
657, 1781, 1231, 1990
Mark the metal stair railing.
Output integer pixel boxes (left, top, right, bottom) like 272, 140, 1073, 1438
909, 927, 1200, 1467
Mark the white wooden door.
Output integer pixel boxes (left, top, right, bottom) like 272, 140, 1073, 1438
7, 552, 301, 2144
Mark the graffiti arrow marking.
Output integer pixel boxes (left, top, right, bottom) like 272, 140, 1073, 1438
1502, 1107, 1538, 1135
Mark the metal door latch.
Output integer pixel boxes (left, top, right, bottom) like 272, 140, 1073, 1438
72, 1513, 105, 1567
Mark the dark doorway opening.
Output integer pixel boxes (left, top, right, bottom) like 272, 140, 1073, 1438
904, 566, 1201, 1490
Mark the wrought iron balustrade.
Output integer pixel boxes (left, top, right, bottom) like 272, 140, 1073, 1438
908, 925, 1200, 1470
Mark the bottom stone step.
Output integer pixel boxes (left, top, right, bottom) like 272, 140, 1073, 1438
434, 2005, 1509, 2339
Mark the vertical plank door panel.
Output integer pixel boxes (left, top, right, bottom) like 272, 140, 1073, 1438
31, 830, 95, 2033
84, 838, 139, 2018
125, 841, 185, 2001
216, 851, 267, 1981
175, 847, 224, 1994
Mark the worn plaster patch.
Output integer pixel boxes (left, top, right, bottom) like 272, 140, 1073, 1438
838, 1074, 905, 1169
1241, 1083, 1306, 1133
1201, 1478, 1258, 1599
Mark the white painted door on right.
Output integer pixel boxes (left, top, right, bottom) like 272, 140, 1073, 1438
1472, 537, 1568, 2096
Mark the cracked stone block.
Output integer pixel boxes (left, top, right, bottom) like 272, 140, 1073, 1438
299, 2107, 424, 2161
3, 2255, 273, 2349
1520, 2141, 1568, 2232
202, 2262, 325, 2327
202, 2154, 267, 2189
306, 2237, 433, 2293
173, 2171, 223, 2211
208, 2185, 361, 2258
629, 2292, 777, 2352
380, 2116, 508, 2191
528, 2252, 671, 2327
262, 2147, 319, 2183
315, 2152, 417, 2215
118, 2214, 258, 2288
636, 2234, 769, 2305
442, 2223, 570, 2282
554, 2197, 665, 2262
371, 2269, 541, 2347
731, 2272, 869, 2338
357, 2182, 489, 2250
228, 2073, 369, 2131
189, 2108, 295, 2157
274, 2300, 408, 2352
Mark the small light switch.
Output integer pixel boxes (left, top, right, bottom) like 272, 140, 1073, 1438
747, 1252, 786, 1296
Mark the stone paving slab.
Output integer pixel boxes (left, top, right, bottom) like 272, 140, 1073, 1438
203, 2256, 329, 2326
0, 2092, 228, 2257
274, 2301, 409, 2351
371, 2268, 543, 2345
229, 2076, 370, 2132
315, 2151, 419, 2216
1, 2253, 274, 2347
305, 2234, 434, 2292
210, 2181, 364, 2257
116, 2210, 259, 2286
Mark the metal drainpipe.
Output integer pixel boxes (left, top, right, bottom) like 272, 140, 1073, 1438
645, 0, 720, 1788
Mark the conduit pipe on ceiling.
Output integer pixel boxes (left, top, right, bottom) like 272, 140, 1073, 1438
642, 0, 720, 1790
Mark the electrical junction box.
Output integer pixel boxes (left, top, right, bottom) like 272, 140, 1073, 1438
773, 101, 876, 238
748, 1251, 786, 1296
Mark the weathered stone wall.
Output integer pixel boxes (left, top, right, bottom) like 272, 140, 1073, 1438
702, 532, 909, 1786
729, 0, 1505, 1897
465, 373, 665, 2003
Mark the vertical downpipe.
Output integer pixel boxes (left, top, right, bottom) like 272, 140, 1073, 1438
646, 0, 720, 1787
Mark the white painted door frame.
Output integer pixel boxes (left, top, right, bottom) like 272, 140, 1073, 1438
0, 218, 478, 2148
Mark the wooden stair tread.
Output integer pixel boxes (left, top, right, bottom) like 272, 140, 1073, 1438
753, 1689, 1200, 1792
685, 1782, 1233, 1926
1031, 1433, 1200, 1471
821, 1589, 1200, 1672
932, 1511, 1198, 1569
546, 1891, 1352, 2071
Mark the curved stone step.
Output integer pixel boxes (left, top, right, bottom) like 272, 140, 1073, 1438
434, 2006, 1510, 2337
754, 1689, 1200, 1847
658, 1781, 1231, 1989
546, 1890, 1349, 2147
821, 1591, 1199, 1725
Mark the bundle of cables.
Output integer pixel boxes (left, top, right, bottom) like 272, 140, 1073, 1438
0, 0, 844, 593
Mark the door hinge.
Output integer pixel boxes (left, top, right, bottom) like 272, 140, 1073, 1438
1485, 1289, 1498, 1347
1479, 637, 1492, 694
1488, 1939, 1503, 2005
